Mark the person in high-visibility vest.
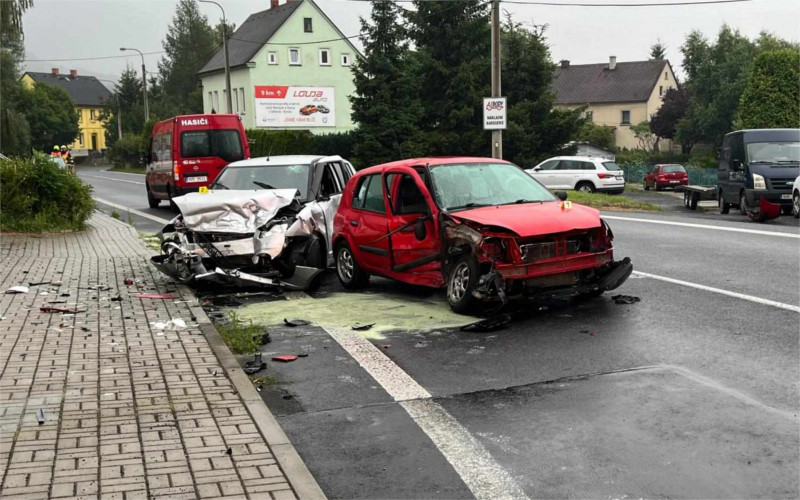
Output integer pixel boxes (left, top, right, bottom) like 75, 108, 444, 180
50, 145, 61, 157
60, 145, 74, 171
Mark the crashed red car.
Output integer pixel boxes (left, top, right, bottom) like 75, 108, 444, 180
332, 157, 633, 313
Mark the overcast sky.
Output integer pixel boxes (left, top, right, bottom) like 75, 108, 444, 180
22, 0, 800, 89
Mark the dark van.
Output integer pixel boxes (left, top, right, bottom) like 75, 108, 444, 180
145, 114, 250, 209
718, 129, 800, 215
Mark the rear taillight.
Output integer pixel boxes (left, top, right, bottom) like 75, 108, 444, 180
597, 173, 615, 179
173, 161, 179, 181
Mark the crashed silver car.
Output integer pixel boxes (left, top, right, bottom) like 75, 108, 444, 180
152, 155, 355, 290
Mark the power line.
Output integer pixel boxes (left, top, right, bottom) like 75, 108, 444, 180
23, 50, 165, 63
343, 0, 751, 4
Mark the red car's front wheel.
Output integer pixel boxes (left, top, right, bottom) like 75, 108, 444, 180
336, 242, 369, 289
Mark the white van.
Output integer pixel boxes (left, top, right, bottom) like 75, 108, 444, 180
526, 156, 626, 194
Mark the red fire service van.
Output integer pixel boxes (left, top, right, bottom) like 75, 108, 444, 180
145, 114, 250, 209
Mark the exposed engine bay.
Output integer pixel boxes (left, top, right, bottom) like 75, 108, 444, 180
152, 189, 340, 290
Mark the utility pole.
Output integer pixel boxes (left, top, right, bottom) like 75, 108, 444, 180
120, 47, 149, 121
201, 0, 233, 114
490, 0, 502, 159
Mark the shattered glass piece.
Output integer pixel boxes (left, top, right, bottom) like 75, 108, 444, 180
6, 286, 29, 294
611, 294, 640, 305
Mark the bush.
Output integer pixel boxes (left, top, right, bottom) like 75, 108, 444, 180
1, 153, 95, 232
107, 134, 144, 167
736, 49, 800, 129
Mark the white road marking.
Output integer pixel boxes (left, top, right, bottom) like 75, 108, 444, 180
100, 169, 144, 177
93, 198, 171, 225
324, 326, 528, 500
82, 174, 145, 185
633, 271, 800, 313
603, 215, 800, 239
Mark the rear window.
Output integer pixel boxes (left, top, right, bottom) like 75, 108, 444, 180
602, 161, 621, 171
180, 129, 244, 162
662, 165, 686, 173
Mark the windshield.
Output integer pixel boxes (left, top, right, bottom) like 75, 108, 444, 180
181, 129, 244, 162
429, 162, 556, 211
602, 161, 621, 171
746, 141, 800, 165
662, 165, 685, 173
212, 164, 311, 199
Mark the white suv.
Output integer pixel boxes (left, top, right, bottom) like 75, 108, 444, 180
525, 156, 626, 194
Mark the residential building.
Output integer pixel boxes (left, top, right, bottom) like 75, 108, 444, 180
198, 0, 359, 133
21, 69, 113, 152
552, 57, 678, 150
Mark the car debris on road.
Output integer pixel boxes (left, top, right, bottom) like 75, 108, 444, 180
151, 155, 355, 292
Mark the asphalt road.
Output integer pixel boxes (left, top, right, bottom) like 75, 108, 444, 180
80, 166, 800, 499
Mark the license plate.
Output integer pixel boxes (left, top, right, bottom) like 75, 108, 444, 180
670, 180, 679, 183
615, 176, 624, 180
186, 176, 207, 183
781, 194, 792, 200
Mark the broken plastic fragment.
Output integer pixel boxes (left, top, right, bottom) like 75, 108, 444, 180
272, 355, 298, 362
36, 409, 45, 425
284, 318, 310, 327
6, 286, 29, 294
351, 323, 375, 331
124, 278, 134, 285
136, 293, 178, 299
460, 313, 511, 333
40, 306, 83, 314
611, 294, 640, 305
243, 362, 267, 374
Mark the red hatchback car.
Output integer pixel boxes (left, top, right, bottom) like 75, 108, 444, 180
332, 157, 633, 313
643, 164, 688, 191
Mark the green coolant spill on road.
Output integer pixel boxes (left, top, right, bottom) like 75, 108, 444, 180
235, 292, 474, 339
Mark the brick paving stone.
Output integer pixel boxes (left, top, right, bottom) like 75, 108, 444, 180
0, 214, 301, 499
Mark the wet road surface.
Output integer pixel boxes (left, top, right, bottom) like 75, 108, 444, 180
80, 166, 800, 499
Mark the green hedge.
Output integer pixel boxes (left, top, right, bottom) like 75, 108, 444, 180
107, 134, 144, 168
1, 153, 95, 232
245, 129, 358, 167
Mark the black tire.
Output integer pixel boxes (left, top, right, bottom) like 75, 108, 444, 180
739, 191, 748, 216
575, 182, 596, 194
446, 255, 481, 314
719, 190, 730, 214
335, 241, 369, 289
689, 193, 698, 210
793, 192, 800, 219
146, 183, 160, 208
683, 191, 690, 208
643, 180, 650, 191
654, 182, 661, 192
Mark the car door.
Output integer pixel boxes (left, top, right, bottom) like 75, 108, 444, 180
528, 159, 559, 187
382, 168, 442, 286
347, 174, 391, 272
551, 160, 581, 189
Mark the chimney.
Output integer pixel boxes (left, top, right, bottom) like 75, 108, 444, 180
609, 56, 617, 70
51, 68, 59, 75
69, 69, 77, 77
270, 0, 278, 6
559, 60, 570, 69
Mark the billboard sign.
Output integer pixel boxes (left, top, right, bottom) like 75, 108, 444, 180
254, 86, 335, 128
483, 97, 507, 130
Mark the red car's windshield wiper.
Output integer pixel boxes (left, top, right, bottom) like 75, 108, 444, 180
447, 202, 490, 212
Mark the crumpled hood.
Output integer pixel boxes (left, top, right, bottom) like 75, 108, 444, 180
173, 189, 298, 233
450, 201, 601, 237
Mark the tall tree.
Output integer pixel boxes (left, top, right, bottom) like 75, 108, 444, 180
158, 0, 216, 113
650, 39, 667, 60
0, 0, 33, 155
502, 20, 584, 166
22, 83, 80, 152
406, 0, 490, 155
350, 0, 424, 167
736, 49, 800, 129
102, 66, 146, 146
650, 87, 690, 152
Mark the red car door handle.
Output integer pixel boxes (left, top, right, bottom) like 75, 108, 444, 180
350, 220, 358, 227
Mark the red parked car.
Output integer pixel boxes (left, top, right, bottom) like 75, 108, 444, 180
332, 157, 633, 313
643, 164, 688, 191
145, 114, 250, 210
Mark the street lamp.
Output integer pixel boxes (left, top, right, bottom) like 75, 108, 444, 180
119, 47, 149, 121
200, 0, 232, 114
97, 79, 122, 140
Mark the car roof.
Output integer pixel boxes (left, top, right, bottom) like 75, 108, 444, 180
357, 157, 513, 176
226, 155, 325, 168
543, 156, 611, 161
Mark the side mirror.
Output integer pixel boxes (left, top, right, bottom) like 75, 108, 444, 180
533, 166, 541, 172
555, 191, 568, 201
413, 217, 428, 241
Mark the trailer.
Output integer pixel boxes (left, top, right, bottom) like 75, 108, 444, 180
677, 185, 716, 210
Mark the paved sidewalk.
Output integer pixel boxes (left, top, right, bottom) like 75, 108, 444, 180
0, 214, 323, 500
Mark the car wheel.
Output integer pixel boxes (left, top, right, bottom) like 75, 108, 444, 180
576, 182, 595, 194
336, 241, 369, 289
793, 192, 800, 219
654, 182, 661, 191
739, 191, 748, 216
688, 193, 698, 210
719, 190, 730, 214
146, 183, 160, 208
643, 180, 650, 191
446, 255, 481, 314
168, 186, 178, 212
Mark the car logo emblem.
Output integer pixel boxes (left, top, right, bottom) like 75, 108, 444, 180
193, 165, 199, 171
